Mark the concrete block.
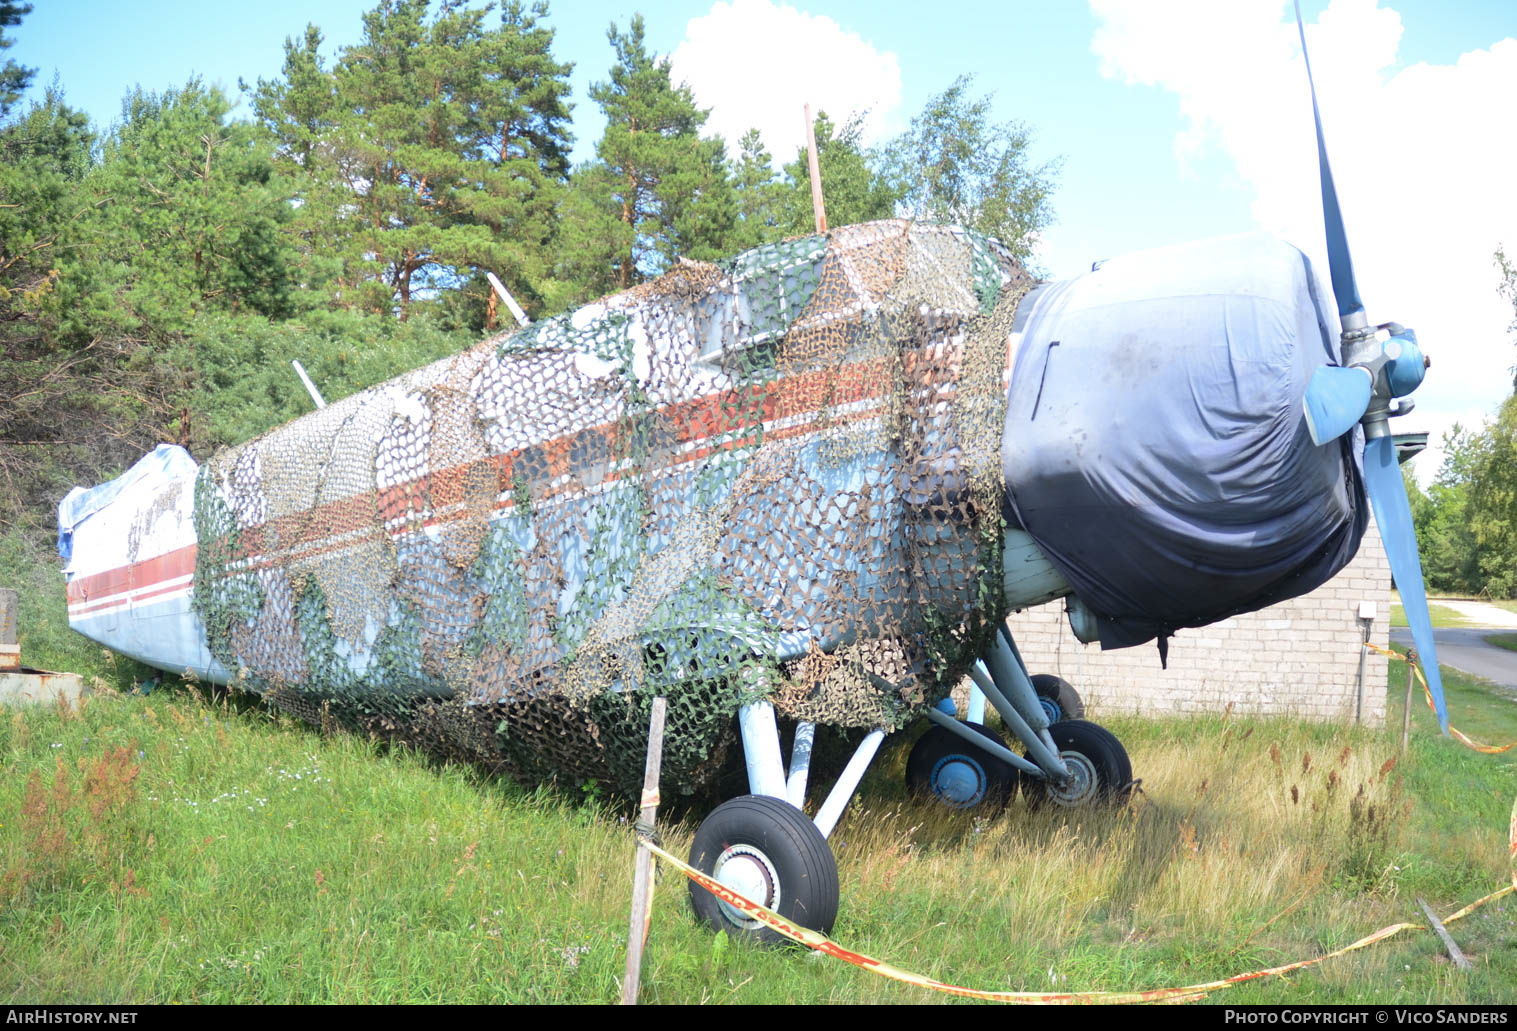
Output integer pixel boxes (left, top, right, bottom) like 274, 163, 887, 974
0, 669, 89, 709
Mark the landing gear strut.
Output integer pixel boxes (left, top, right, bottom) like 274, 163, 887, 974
914, 625, 1131, 812
1020, 719, 1132, 808
688, 693, 882, 943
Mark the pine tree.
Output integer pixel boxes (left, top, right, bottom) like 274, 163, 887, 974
486, 1, 573, 179
99, 82, 296, 322
554, 161, 632, 308
586, 14, 735, 288
0, 87, 106, 533
0, 81, 295, 530
251, 0, 575, 321
729, 128, 782, 251
0, 1, 35, 120
463, 0, 576, 323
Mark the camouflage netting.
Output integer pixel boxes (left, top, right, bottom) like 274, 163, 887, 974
192, 220, 1034, 796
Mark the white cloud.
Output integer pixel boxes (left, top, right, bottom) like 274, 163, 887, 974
668, 0, 903, 163
1090, 0, 1517, 485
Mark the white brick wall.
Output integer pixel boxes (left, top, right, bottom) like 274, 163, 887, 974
1002, 514, 1391, 727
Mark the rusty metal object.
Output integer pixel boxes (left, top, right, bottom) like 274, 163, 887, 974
0, 668, 88, 708
0, 588, 17, 673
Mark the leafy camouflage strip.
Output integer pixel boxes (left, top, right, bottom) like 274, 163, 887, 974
192, 220, 1032, 795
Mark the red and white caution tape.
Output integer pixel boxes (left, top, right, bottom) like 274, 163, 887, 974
637, 791, 1517, 1003
1370, 643, 1516, 753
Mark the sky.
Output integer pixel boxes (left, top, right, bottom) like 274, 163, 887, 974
13, 0, 1517, 485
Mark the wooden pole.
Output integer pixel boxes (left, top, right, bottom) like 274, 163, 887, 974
1417, 896, 1473, 971
620, 696, 667, 1005
1401, 648, 1417, 755
804, 103, 827, 234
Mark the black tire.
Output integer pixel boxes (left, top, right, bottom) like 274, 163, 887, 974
1031, 674, 1085, 722
1021, 719, 1132, 809
905, 724, 1019, 810
688, 794, 839, 945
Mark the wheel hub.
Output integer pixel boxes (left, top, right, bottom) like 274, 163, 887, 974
1044, 750, 1098, 807
1039, 696, 1062, 723
713, 844, 780, 929
932, 756, 986, 807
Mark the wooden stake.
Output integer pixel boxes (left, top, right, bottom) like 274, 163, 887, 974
804, 104, 827, 234
1417, 896, 1473, 971
1401, 648, 1416, 755
620, 696, 667, 1005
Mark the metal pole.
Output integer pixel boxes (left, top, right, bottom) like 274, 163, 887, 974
813, 729, 885, 839
290, 360, 326, 409
621, 697, 666, 1006
486, 271, 531, 328
786, 721, 815, 809
966, 679, 987, 726
804, 104, 827, 234
738, 700, 788, 800
1354, 616, 1370, 724
0, 588, 18, 673
922, 705, 1043, 778
965, 661, 1069, 781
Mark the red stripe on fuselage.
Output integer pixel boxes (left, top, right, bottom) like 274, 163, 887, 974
66, 544, 198, 607
67, 346, 973, 602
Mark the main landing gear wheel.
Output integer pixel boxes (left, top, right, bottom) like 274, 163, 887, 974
1021, 719, 1132, 809
905, 724, 1019, 810
1031, 674, 1084, 723
688, 794, 839, 945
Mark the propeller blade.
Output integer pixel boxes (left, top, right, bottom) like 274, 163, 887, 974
1363, 434, 1448, 734
1294, 1, 1364, 321
1303, 365, 1373, 445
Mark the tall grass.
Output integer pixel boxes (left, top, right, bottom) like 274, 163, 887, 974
1, 530, 164, 692
2, 661, 1513, 1004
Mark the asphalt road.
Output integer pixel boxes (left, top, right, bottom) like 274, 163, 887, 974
1389, 627, 1517, 692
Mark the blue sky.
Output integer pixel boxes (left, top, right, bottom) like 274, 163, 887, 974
13, 0, 1517, 482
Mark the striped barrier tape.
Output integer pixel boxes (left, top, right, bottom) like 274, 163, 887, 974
636, 791, 1517, 1003
1369, 642, 1516, 753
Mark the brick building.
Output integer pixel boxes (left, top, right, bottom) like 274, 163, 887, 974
1004, 515, 1392, 727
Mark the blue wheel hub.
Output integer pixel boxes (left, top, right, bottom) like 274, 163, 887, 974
1039, 696, 1062, 724
931, 755, 986, 807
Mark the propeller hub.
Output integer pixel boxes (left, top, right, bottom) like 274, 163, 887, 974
1339, 318, 1378, 367
1383, 329, 1426, 398
1307, 321, 1425, 446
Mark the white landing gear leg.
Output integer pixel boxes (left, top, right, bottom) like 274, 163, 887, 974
693, 678, 889, 942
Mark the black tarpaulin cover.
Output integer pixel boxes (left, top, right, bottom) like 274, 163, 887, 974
1002, 234, 1367, 650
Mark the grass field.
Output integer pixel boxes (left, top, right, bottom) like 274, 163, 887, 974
1391, 591, 1517, 627
2, 658, 1513, 1005
1389, 603, 1472, 629
1485, 634, 1517, 654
